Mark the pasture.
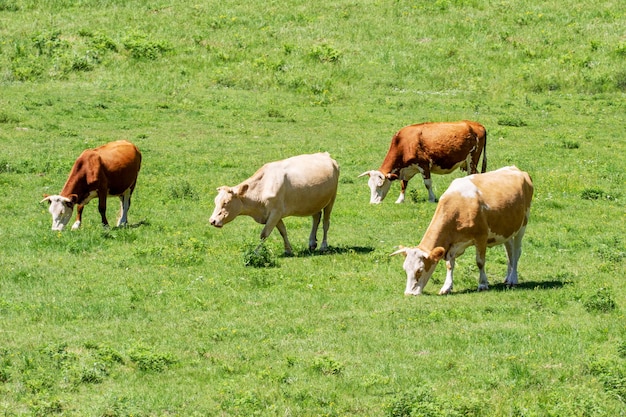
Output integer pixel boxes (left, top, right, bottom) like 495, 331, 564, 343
1, 0, 625, 415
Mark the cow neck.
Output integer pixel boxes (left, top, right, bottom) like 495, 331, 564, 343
60, 175, 91, 205
417, 214, 452, 256
237, 180, 264, 216
378, 154, 398, 176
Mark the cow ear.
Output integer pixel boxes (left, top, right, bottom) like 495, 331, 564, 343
429, 247, 445, 262
235, 184, 249, 197
358, 171, 371, 178
67, 194, 78, 206
386, 173, 399, 181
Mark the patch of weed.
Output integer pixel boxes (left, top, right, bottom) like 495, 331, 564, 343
584, 287, 617, 313
166, 179, 197, 201
0, 0, 19, 11
128, 345, 176, 372
385, 387, 446, 417
309, 42, 342, 63
497, 116, 527, 127
122, 33, 172, 60
242, 242, 278, 268
561, 140, 580, 149
311, 354, 343, 376
586, 358, 626, 402
0, 112, 19, 124
581, 188, 606, 200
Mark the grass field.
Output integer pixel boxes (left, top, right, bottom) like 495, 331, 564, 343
1, 0, 625, 416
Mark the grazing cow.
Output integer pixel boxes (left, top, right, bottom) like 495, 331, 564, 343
209, 152, 339, 255
391, 166, 533, 295
42, 140, 141, 231
359, 120, 487, 204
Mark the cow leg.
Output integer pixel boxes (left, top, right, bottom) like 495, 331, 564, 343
468, 150, 480, 174
274, 219, 294, 255
504, 240, 515, 285
97, 192, 109, 227
475, 244, 490, 291
395, 180, 408, 204
439, 257, 455, 295
320, 198, 335, 251
423, 176, 438, 203
71, 204, 85, 230
261, 214, 293, 255
309, 211, 321, 251
117, 189, 131, 227
504, 227, 526, 287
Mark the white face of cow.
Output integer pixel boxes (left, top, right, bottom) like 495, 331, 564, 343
359, 170, 392, 204
42, 195, 75, 231
391, 247, 444, 295
209, 186, 244, 228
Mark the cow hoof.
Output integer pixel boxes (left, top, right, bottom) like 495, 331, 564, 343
438, 288, 452, 295
478, 284, 489, 292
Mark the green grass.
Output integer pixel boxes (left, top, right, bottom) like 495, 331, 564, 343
1, 0, 625, 415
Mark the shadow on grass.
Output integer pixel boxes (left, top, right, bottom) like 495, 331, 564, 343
452, 280, 571, 295
126, 219, 150, 229
288, 245, 375, 258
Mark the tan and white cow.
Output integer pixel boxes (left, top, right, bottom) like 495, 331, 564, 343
209, 152, 339, 255
359, 120, 487, 203
391, 166, 533, 295
42, 140, 142, 231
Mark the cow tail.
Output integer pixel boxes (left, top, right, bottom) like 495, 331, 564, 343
480, 130, 487, 173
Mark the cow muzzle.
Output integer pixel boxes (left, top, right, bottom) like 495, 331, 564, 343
209, 218, 223, 228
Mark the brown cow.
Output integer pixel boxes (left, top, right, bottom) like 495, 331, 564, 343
391, 166, 533, 295
42, 140, 141, 231
359, 120, 487, 203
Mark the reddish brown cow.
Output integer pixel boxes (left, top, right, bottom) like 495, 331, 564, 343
359, 120, 487, 203
42, 140, 141, 231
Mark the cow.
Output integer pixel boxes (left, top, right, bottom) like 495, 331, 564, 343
42, 140, 142, 231
359, 120, 487, 204
391, 166, 533, 296
209, 152, 339, 255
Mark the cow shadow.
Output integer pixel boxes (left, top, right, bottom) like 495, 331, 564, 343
289, 245, 375, 258
451, 280, 570, 295
125, 219, 150, 229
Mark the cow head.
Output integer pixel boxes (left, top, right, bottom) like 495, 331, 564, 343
391, 246, 445, 295
358, 170, 395, 204
209, 185, 247, 228
41, 194, 77, 231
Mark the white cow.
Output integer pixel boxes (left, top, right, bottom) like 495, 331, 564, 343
209, 152, 339, 255
392, 166, 533, 295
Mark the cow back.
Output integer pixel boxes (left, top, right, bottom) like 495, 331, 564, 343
246, 152, 339, 217
439, 166, 533, 240
381, 121, 486, 174
94, 140, 142, 195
